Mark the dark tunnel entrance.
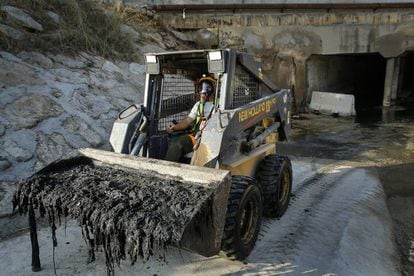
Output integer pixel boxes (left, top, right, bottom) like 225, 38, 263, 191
398, 51, 414, 106
306, 54, 386, 113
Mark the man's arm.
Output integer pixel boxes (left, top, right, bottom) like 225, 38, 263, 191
167, 117, 193, 134
167, 101, 199, 134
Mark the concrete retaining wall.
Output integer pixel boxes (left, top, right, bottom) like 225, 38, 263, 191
122, 1, 414, 5
159, 8, 414, 109
101, 0, 414, 110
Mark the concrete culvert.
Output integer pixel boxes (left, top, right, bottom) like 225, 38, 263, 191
307, 53, 386, 113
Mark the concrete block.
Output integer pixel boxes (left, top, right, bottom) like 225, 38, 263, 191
310, 91, 356, 116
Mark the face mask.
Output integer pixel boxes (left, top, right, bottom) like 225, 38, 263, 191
200, 93, 208, 103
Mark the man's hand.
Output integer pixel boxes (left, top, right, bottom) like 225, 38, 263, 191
167, 117, 193, 134
167, 122, 175, 134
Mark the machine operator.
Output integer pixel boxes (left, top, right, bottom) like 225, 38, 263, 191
165, 75, 216, 162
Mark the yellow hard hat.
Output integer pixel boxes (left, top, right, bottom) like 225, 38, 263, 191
198, 75, 216, 96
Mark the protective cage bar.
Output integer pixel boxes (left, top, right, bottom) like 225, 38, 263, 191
231, 65, 260, 109
156, 74, 197, 132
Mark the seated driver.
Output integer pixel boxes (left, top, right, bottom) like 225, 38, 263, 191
165, 75, 216, 162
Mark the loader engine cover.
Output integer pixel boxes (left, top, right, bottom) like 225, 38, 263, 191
110, 104, 142, 153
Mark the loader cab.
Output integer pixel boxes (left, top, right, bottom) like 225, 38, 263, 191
143, 50, 223, 160
141, 49, 288, 163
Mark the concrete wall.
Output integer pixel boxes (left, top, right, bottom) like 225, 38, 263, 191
163, 9, 414, 57
103, 0, 414, 109
123, 1, 414, 5
155, 8, 414, 109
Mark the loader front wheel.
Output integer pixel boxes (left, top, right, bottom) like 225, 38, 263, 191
257, 155, 292, 218
221, 176, 262, 260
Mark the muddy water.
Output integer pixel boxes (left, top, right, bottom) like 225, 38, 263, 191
279, 107, 414, 275
281, 107, 414, 163
13, 164, 213, 274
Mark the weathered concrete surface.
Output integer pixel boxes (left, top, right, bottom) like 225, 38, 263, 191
309, 91, 356, 116
122, 0, 414, 5
158, 8, 414, 109
162, 9, 414, 56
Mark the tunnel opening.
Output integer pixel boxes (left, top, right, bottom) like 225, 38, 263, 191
398, 51, 414, 106
306, 53, 386, 113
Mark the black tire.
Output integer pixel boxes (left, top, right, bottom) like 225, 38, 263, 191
221, 176, 262, 260
257, 155, 292, 218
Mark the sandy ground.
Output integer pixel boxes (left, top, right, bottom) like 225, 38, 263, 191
0, 159, 400, 275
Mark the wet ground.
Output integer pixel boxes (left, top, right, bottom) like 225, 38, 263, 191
279, 106, 414, 276
0, 158, 400, 276
0, 106, 413, 275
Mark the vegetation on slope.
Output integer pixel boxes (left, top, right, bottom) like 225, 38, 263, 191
0, 0, 160, 60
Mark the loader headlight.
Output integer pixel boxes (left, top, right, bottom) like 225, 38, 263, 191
208, 51, 222, 61
145, 55, 157, 63
145, 55, 160, 74
207, 50, 224, 74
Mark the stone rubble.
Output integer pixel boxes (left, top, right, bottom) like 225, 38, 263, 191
0, 124, 5, 137
0, 50, 146, 183
2, 6, 43, 32
0, 23, 24, 40
0, 158, 12, 171
63, 116, 104, 147
2, 94, 64, 129
46, 11, 60, 24
120, 24, 143, 43
172, 30, 194, 43
2, 139, 33, 162
16, 51, 54, 68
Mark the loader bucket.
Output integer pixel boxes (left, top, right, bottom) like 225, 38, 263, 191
14, 148, 231, 272
75, 148, 232, 257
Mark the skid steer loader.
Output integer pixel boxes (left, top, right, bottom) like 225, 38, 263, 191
14, 49, 293, 273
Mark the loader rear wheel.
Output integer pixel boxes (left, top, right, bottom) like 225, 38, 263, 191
257, 155, 292, 218
221, 176, 262, 260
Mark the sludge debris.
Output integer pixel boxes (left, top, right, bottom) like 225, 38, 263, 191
13, 163, 213, 274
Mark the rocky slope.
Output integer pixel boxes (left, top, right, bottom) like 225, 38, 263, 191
0, 50, 146, 182
0, 2, 194, 215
